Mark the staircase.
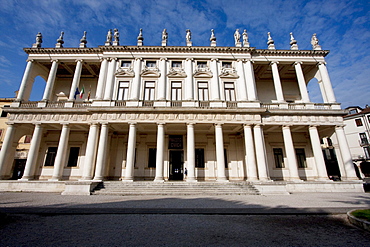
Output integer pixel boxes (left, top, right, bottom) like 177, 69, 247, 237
92, 181, 260, 196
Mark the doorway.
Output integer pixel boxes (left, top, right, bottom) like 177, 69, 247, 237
169, 150, 184, 180
11, 159, 26, 180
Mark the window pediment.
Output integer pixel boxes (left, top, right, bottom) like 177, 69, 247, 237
219, 68, 239, 79
167, 68, 187, 78
115, 68, 135, 77
193, 68, 213, 78
141, 66, 161, 77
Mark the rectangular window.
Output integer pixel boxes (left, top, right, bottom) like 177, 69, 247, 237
117, 81, 129, 100
360, 133, 369, 145
144, 81, 155, 101
67, 147, 80, 167
295, 148, 307, 168
148, 148, 156, 168
146, 61, 156, 67
355, 118, 363, 127
364, 147, 370, 160
224, 82, 236, 101
222, 61, 232, 68
197, 61, 207, 68
273, 148, 284, 168
172, 61, 182, 68
224, 149, 228, 168
44, 147, 58, 166
197, 82, 209, 101
171, 82, 182, 101
121, 61, 131, 67
195, 148, 205, 168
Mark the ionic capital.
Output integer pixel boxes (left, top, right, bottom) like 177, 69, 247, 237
185, 57, 193, 61
160, 57, 167, 61
269, 61, 279, 66
75, 59, 84, 63
293, 61, 303, 66
211, 58, 218, 62
51, 59, 59, 63
26, 59, 35, 63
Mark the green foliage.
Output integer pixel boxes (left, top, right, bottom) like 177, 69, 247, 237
351, 209, 370, 221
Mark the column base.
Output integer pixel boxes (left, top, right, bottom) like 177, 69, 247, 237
216, 178, 229, 182
122, 178, 134, 182
154, 178, 165, 183
48, 177, 62, 181
79, 177, 93, 181
93, 177, 104, 181
246, 177, 259, 182
18, 177, 34, 181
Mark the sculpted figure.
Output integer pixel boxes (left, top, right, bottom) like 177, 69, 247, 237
162, 29, 168, 41
106, 29, 112, 43
234, 29, 241, 43
210, 29, 216, 41
114, 28, 119, 42
186, 29, 191, 42
242, 29, 248, 43
311, 33, 319, 47
36, 32, 43, 45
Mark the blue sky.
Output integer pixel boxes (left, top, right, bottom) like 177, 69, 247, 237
0, 0, 369, 108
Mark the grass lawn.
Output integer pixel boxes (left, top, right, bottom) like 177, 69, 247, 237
351, 209, 370, 221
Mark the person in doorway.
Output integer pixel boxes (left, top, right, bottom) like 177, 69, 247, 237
184, 167, 188, 179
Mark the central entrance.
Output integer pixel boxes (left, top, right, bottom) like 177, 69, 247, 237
169, 150, 184, 180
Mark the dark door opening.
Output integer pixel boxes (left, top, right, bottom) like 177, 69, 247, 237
322, 148, 341, 180
11, 159, 26, 180
169, 150, 184, 180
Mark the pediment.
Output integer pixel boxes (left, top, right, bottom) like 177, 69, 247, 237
167, 69, 187, 78
115, 68, 135, 77
141, 68, 161, 77
193, 70, 213, 78
219, 69, 239, 79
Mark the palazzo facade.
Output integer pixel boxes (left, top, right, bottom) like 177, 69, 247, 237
0, 31, 360, 188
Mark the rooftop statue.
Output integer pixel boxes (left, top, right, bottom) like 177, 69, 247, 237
138, 28, 144, 40
311, 33, 321, 50
210, 29, 216, 41
105, 29, 112, 46
32, 32, 43, 48
267, 32, 275, 50
162, 29, 168, 41
186, 29, 191, 42
234, 29, 241, 43
242, 29, 249, 46
55, 31, 64, 48
79, 31, 87, 48
290, 32, 298, 50
114, 28, 119, 42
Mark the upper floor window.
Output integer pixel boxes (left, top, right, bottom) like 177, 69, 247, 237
144, 81, 155, 101
360, 133, 369, 145
355, 118, 363, 127
120, 61, 131, 68
146, 61, 156, 68
197, 82, 209, 101
224, 82, 236, 101
222, 61, 232, 68
0, 105, 9, 117
172, 61, 182, 68
171, 82, 182, 101
117, 81, 129, 100
348, 109, 358, 115
197, 61, 207, 68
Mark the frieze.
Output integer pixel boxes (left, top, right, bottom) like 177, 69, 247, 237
262, 115, 343, 125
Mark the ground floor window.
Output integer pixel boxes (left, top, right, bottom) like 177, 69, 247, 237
148, 148, 156, 168
44, 147, 57, 166
224, 149, 228, 168
273, 148, 284, 168
67, 147, 80, 167
195, 148, 205, 168
295, 148, 307, 168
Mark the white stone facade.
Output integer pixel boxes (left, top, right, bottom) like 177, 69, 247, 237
0, 33, 361, 189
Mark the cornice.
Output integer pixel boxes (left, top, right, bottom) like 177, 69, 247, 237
254, 49, 330, 57
24, 47, 102, 54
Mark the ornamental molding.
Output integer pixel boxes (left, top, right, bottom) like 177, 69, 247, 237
167, 68, 187, 78
141, 66, 160, 77
115, 68, 135, 77
193, 68, 213, 78
219, 68, 239, 79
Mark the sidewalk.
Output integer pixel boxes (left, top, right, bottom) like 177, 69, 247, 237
1, 192, 369, 215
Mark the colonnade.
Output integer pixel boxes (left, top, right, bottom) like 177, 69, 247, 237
0, 121, 358, 181
15, 58, 336, 104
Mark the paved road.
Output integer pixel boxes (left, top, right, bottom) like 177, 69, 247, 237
1, 192, 370, 246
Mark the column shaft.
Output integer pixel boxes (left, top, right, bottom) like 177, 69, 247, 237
187, 123, 197, 181
215, 124, 227, 181
271, 62, 284, 102
318, 63, 336, 103
82, 124, 99, 180
123, 123, 137, 181
17, 60, 34, 101
0, 124, 17, 179
244, 60, 257, 101
308, 126, 329, 180
68, 60, 84, 101
253, 125, 269, 180
236, 60, 247, 101
185, 58, 194, 100
95, 58, 109, 100
130, 58, 142, 100
282, 126, 301, 181
294, 62, 310, 103
42, 60, 59, 101
103, 59, 117, 100
157, 58, 167, 100
94, 123, 109, 180
154, 123, 165, 182
210, 59, 220, 100
244, 125, 258, 181
50, 124, 70, 181
21, 124, 43, 180
335, 126, 358, 180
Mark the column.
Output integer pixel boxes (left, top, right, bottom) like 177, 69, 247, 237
93, 123, 109, 180
95, 58, 109, 100
0, 124, 17, 179
187, 123, 197, 182
154, 123, 165, 182
253, 124, 270, 181
16, 60, 34, 101
335, 125, 358, 180
42, 60, 59, 101
308, 126, 329, 180
215, 124, 227, 181
184, 58, 194, 100
130, 58, 142, 100
282, 125, 301, 181
270, 61, 284, 102
103, 58, 117, 100
244, 124, 258, 181
68, 60, 84, 101
244, 60, 257, 101
236, 59, 247, 101
157, 58, 167, 100
81, 123, 99, 180
123, 123, 137, 181
210, 59, 220, 100
20, 124, 43, 180
294, 62, 310, 103
318, 62, 336, 103
50, 123, 70, 181
318, 80, 328, 103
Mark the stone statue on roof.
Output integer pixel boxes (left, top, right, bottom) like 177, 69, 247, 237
114, 28, 119, 42
162, 29, 168, 41
106, 29, 112, 43
32, 32, 43, 48
242, 29, 250, 47
234, 29, 241, 43
186, 29, 191, 42
311, 33, 321, 50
